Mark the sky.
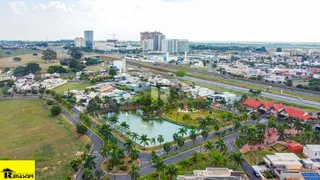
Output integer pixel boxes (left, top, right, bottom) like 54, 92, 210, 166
1, 0, 320, 42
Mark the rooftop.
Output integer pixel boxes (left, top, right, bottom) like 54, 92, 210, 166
306, 145, 320, 152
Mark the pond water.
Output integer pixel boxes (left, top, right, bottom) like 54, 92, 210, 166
106, 110, 186, 147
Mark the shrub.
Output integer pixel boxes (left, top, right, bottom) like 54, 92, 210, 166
47, 100, 54, 105
76, 123, 88, 134
50, 106, 61, 116
119, 165, 128, 171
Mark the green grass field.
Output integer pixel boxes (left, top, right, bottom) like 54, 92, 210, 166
0, 99, 90, 179
0, 49, 38, 58
53, 82, 92, 93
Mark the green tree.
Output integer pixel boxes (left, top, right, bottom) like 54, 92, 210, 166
76, 123, 88, 134
165, 164, 179, 180
100, 145, 109, 159
229, 152, 245, 169
215, 138, 227, 153
201, 128, 209, 141
129, 149, 140, 163
152, 159, 166, 180
150, 137, 156, 147
163, 142, 172, 155
176, 70, 186, 77
128, 163, 140, 180
189, 129, 197, 146
177, 136, 185, 150
190, 152, 200, 167
109, 68, 117, 76
204, 141, 216, 154
157, 135, 165, 146
68, 47, 83, 60
131, 132, 139, 142
276, 47, 282, 52
50, 106, 61, 116
12, 57, 22, 62
26, 62, 41, 74
178, 127, 188, 137
124, 139, 135, 153
287, 79, 293, 87
179, 160, 191, 175
211, 152, 226, 167
139, 134, 150, 148
70, 157, 82, 171
42, 48, 57, 63
82, 168, 94, 180
182, 114, 192, 122
82, 154, 96, 170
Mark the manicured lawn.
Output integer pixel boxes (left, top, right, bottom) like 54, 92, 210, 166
0, 99, 90, 179
53, 82, 92, 93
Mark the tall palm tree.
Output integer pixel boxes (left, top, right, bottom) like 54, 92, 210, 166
70, 157, 82, 172
229, 152, 245, 169
128, 163, 140, 180
124, 139, 135, 153
98, 124, 113, 142
215, 138, 227, 153
109, 147, 122, 171
177, 136, 185, 150
190, 152, 200, 167
165, 164, 179, 180
211, 152, 226, 167
178, 127, 188, 137
189, 129, 197, 146
120, 121, 130, 134
152, 159, 166, 180
82, 168, 94, 180
100, 145, 109, 159
129, 149, 140, 163
163, 142, 172, 155
242, 112, 250, 124
201, 128, 209, 141
203, 141, 216, 154
82, 154, 96, 170
157, 135, 165, 145
173, 133, 179, 142
109, 115, 119, 128
95, 170, 104, 180
139, 134, 150, 148
150, 137, 157, 147
131, 132, 139, 142
234, 120, 241, 131
294, 119, 303, 132
179, 160, 191, 175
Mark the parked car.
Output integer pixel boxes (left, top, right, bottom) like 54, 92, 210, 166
253, 170, 261, 177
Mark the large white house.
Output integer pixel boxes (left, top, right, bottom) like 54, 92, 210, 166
303, 145, 320, 159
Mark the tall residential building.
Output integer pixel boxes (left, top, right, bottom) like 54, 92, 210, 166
74, 37, 86, 47
140, 31, 165, 51
84, 30, 94, 50
177, 39, 189, 53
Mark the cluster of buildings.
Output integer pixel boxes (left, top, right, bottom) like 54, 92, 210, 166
75, 30, 94, 49
263, 147, 320, 180
242, 98, 312, 121
177, 168, 248, 180
140, 31, 189, 53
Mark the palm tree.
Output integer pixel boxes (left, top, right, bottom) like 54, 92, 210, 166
277, 124, 286, 141
294, 119, 303, 132
189, 129, 197, 146
204, 141, 216, 154
179, 160, 191, 175
100, 145, 109, 158
109, 115, 119, 128
120, 121, 130, 134
215, 138, 227, 153
178, 127, 188, 137
129, 149, 140, 163
82, 168, 94, 180
150, 137, 157, 147
128, 163, 140, 180
177, 136, 185, 150
139, 134, 150, 148
163, 142, 172, 155
98, 124, 113, 142
201, 128, 209, 141
173, 133, 179, 142
109, 148, 121, 171
234, 120, 241, 131
165, 164, 179, 180
95, 170, 104, 180
124, 139, 135, 153
251, 112, 259, 122
131, 132, 139, 142
152, 159, 166, 180
82, 154, 96, 170
211, 152, 226, 167
242, 112, 250, 124
157, 135, 165, 145
229, 152, 245, 169
190, 152, 200, 167
70, 157, 82, 172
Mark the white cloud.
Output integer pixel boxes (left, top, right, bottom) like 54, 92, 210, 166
8, 1, 27, 15
3, 0, 320, 42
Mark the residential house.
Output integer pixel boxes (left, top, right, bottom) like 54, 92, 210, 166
303, 145, 320, 159
258, 101, 274, 113
278, 106, 312, 121
269, 104, 285, 116
209, 92, 237, 104
178, 83, 192, 93
241, 99, 263, 112
177, 168, 248, 180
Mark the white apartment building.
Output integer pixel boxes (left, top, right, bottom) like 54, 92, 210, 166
303, 145, 320, 159
74, 37, 86, 47
162, 39, 188, 53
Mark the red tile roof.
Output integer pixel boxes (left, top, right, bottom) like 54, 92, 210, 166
89, 75, 95, 79
283, 106, 312, 121
241, 99, 263, 109
263, 101, 274, 110
273, 104, 285, 112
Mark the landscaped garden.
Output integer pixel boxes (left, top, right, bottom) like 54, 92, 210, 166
0, 99, 90, 180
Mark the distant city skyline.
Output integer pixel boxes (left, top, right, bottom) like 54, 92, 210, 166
2, 0, 320, 42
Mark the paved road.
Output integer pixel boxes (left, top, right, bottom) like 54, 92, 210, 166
184, 76, 320, 109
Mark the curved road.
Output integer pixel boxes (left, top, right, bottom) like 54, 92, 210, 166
0, 95, 262, 180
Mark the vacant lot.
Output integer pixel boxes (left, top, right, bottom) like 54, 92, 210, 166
0, 49, 38, 58
0, 53, 67, 72
0, 99, 90, 179
54, 82, 92, 93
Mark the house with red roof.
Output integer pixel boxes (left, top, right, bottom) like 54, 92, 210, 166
89, 75, 95, 80
258, 101, 274, 112
269, 104, 285, 117
278, 106, 312, 121
241, 99, 263, 112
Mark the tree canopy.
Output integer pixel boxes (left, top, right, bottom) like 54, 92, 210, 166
176, 70, 186, 77
68, 47, 83, 60
42, 48, 57, 63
